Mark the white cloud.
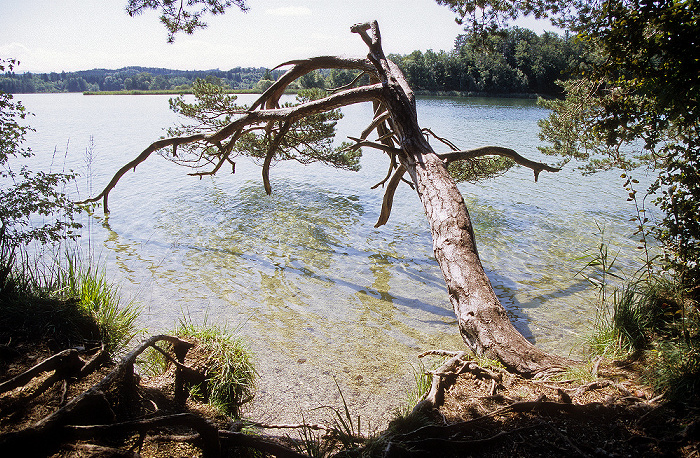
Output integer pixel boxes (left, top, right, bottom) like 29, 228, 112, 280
265, 6, 312, 17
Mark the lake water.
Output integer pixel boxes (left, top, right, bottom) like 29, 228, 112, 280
18, 92, 652, 426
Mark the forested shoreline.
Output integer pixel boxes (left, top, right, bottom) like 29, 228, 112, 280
1, 28, 586, 96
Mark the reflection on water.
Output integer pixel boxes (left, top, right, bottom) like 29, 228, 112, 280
18, 93, 655, 425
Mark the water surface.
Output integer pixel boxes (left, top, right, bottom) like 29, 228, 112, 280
19, 93, 651, 425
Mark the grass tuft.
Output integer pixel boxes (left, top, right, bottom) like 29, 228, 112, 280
583, 241, 700, 401
1, 243, 139, 355
174, 316, 256, 418
393, 361, 432, 419
57, 251, 140, 354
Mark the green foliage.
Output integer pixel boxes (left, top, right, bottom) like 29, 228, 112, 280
581, 233, 700, 400
440, 0, 700, 296
0, 66, 279, 94
125, 0, 249, 43
175, 317, 256, 417
574, 223, 623, 307
594, 275, 700, 401
57, 251, 141, 354
436, 0, 556, 34
646, 338, 700, 402
393, 360, 444, 419
167, 80, 360, 172
389, 28, 588, 95
0, 33, 585, 97
552, 363, 596, 385
0, 242, 139, 355
1, 59, 82, 249
651, 139, 700, 290
448, 155, 515, 182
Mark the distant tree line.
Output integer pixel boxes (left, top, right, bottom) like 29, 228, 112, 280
300, 28, 590, 96
0, 66, 282, 94
2, 28, 588, 96
391, 28, 589, 95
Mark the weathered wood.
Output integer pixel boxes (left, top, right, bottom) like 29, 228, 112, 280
0, 348, 82, 395
0, 335, 196, 455
66, 413, 221, 458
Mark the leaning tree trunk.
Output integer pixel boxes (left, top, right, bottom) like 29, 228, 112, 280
408, 143, 565, 375
352, 22, 566, 376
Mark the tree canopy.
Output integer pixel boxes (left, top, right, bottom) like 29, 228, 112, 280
440, 0, 700, 289
125, 0, 249, 42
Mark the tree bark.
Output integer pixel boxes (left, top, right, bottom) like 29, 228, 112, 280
407, 146, 565, 375
352, 21, 567, 376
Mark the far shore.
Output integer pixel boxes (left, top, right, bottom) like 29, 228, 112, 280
82, 89, 275, 96
81, 89, 545, 98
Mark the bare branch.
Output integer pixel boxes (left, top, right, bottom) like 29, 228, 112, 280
436, 146, 561, 182
371, 156, 398, 189
254, 56, 375, 111
188, 143, 234, 178
82, 84, 384, 213
209, 83, 383, 143
347, 137, 402, 156
263, 120, 291, 195
361, 110, 391, 140
328, 70, 370, 93
423, 127, 460, 151
76, 134, 206, 212
351, 21, 381, 56
375, 165, 406, 228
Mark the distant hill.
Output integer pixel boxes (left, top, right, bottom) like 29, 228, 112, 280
0, 66, 282, 94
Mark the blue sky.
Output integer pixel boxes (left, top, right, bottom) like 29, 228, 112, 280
1, 0, 554, 73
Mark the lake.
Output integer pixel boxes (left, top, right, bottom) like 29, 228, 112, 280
18, 92, 651, 426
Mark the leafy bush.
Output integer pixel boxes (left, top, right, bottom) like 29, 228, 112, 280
1, 59, 82, 249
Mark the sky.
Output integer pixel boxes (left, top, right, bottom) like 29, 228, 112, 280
0, 0, 555, 73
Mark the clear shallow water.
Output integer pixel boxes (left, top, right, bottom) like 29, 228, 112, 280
18, 93, 653, 424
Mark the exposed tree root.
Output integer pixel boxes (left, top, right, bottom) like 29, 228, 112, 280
0, 348, 83, 395
0, 335, 303, 458
370, 351, 699, 457
413, 350, 504, 413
